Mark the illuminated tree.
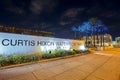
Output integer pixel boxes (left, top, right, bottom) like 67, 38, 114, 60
89, 18, 98, 47
72, 26, 78, 39
71, 18, 109, 47
93, 20, 109, 47
78, 21, 92, 46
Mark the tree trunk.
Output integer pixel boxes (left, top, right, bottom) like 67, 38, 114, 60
75, 31, 76, 39
86, 34, 88, 47
93, 27, 96, 47
97, 27, 99, 47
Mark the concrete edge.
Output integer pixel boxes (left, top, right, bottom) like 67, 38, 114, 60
0, 53, 90, 70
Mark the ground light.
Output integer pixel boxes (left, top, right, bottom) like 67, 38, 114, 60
79, 45, 87, 51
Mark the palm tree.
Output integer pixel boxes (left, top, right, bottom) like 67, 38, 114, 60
95, 20, 103, 47
89, 17, 98, 47
79, 22, 91, 47
102, 26, 109, 47
72, 26, 78, 39
78, 25, 82, 39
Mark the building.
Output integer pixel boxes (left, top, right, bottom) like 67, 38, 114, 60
0, 25, 54, 37
115, 37, 120, 47
82, 34, 112, 47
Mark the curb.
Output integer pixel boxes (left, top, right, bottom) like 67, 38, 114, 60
0, 53, 89, 70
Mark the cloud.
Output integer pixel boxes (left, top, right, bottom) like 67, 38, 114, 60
30, 0, 58, 14
0, 0, 26, 15
59, 8, 85, 26
7, 7, 25, 15
30, 0, 43, 14
100, 11, 117, 18
86, 5, 103, 15
59, 21, 74, 26
62, 8, 85, 18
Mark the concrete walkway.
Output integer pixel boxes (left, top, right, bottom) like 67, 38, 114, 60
0, 48, 120, 80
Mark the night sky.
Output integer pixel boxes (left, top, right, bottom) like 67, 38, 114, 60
0, 0, 119, 40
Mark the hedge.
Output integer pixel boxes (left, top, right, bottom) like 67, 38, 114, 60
0, 50, 90, 67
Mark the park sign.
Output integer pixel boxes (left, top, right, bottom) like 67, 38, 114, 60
0, 32, 85, 56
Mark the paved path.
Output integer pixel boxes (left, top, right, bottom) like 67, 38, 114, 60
0, 48, 120, 80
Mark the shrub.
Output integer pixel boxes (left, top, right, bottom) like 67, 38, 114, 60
65, 50, 76, 55
54, 50, 66, 57
7, 54, 42, 65
0, 56, 7, 66
42, 53, 56, 59
23, 54, 41, 62
0, 50, 90, 67
73, 50, 82, 54
7, 54, 25, 64
82, 50, 91, 54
